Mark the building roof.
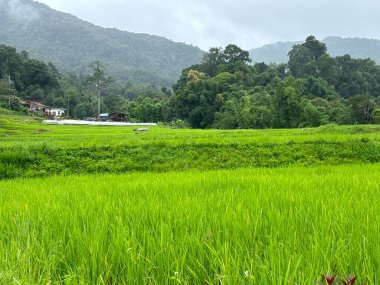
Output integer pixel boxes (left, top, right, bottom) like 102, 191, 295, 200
50, 107, 66, 111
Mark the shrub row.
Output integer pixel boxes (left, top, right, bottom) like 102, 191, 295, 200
1, 139, 379, 179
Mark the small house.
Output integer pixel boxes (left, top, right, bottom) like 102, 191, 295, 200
47, 108, 66, 118
99, 113, 109, 121
21, 101, 48, 113
109, 112, 129, 122
21, 101, 66, 118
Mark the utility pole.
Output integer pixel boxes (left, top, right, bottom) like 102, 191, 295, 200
8, 75, 11, 110
66, 94, 70, 118
87, 60, 109, 120
96, 81, 101, 119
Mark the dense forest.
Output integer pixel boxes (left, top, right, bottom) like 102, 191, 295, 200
1, 36, 380, 128
172, 36, 380, 128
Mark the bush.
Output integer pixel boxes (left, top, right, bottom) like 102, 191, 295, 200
167, 119, 191, 129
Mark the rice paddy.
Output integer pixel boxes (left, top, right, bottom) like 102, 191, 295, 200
0, 110, 380, 284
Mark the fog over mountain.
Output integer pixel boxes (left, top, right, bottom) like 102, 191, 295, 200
0, 0, 203, 86
250, 37, 380, 64
36, 0, 380, 51
2, 0, 380, 87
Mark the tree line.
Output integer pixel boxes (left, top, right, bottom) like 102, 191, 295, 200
170, 36, 380, 128
1, 36, 380, 128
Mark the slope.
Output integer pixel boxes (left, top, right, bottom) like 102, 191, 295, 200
0, 0, 204, 86
250, 36, 380, 64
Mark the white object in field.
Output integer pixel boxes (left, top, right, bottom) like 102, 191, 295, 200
134, 128, 149, 132
42, 120, 157, 126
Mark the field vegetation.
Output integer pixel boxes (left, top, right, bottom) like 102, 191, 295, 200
1, 6, 380, 284
0, 165, 379, 284
1, 109, 380, 179
1, 109, 380, 284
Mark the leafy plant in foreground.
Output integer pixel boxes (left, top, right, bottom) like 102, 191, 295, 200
316, 273, 362, 285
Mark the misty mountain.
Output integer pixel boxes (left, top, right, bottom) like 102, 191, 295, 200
0, 0, 204, 86
250, 37, 380, 64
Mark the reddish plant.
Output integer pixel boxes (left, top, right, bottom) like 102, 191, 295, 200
322, 274, 337, 285
315, 274, 337, 285
315, 273, 361, 285
342, 274, 358, 285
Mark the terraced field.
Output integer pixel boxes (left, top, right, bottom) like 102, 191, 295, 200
0, 109, 379, 284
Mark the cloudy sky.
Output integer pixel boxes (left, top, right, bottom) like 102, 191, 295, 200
36, 0, 380, 50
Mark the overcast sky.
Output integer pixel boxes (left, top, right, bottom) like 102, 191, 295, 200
36, 0, 380, 50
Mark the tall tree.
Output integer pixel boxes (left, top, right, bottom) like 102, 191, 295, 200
221, 44, 251, 64
288, 36, 328, 78
201, 47, 223, 77
86, 61, 113, 118
303, 35, 327, 60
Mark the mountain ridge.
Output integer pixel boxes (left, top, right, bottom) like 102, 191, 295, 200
0, 0, 204, 86
250, 36, 380, 64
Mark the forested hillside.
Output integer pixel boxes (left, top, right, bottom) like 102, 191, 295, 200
2, 36, 380, 128
0, 0, 203, 86
0, 44, 172, 119
250, 37, 380, 64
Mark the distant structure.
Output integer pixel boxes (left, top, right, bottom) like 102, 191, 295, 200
21, 100, 66, 119
109, 112, 129, 122
99, 113, 109, 121
99, 112, 129, 122
48, 108, 66, 118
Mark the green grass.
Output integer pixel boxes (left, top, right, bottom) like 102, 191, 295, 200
2, 109, 380, 179
2, 108, 380, 147
1, 109, 380, 284
0, 165, 379, 284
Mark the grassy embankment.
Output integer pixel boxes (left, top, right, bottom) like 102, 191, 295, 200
1, 108, 380, 178
0, 166, 379, 284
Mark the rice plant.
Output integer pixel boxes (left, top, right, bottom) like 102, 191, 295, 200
0, 165, 379, 284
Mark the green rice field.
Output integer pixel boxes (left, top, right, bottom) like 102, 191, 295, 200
2, 109, 380, 179
1, 166, 379, 284
1, 109, 380, 284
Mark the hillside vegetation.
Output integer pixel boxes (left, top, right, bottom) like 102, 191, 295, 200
2, 36, 380, 129
0, 0, 203, 86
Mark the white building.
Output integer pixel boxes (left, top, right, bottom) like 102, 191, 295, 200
47, 108, 66, 118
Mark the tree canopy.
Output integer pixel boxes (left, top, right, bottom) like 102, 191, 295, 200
169, 39, 380, 128
3, 37, 380, 128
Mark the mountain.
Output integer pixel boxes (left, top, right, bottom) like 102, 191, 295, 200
249, 41, 302, 64
250, 37, 380, 64
0, 0, 204, 86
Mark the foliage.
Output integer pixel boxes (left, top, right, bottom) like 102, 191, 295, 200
0, 165, 379, 283
2, 109, 380, 179
3, 35, 380, 128
0, 45, 173, 120
171, 37, 380, 129
1, 108, 380, 283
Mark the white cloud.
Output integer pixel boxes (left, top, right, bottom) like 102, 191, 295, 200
3, 0, 40, 22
